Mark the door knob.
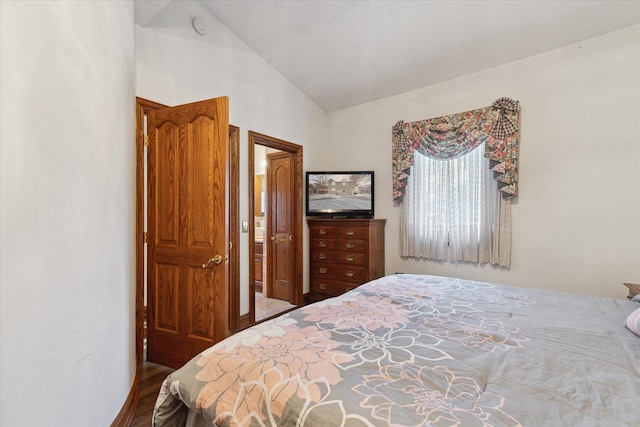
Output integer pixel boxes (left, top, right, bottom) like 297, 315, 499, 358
202, 255, 223, 268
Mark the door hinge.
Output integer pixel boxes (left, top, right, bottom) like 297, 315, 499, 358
144, 135, 149, 147
143, 232, 148, 244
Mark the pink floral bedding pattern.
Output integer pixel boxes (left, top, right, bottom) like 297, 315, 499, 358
154, 274, 640, 427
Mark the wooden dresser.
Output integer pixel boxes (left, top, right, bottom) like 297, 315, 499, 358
307, 218, 386, 303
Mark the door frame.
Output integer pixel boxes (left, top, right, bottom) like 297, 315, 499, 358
247, 131, 303, 326
135, 97, 240, 368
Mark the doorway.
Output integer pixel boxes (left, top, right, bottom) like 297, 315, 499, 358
248, 131, 303, 325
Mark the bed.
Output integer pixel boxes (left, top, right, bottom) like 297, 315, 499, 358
153, 274, 640, 426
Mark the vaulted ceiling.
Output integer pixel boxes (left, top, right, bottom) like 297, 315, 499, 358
135, 0, 640, 112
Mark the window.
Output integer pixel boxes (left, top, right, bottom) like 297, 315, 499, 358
392, 98, 520, 267
400, 142, 510, 266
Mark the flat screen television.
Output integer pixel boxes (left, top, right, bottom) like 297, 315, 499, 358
305, 171, 374, 218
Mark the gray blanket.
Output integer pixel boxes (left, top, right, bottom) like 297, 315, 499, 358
154, 274, 640, 426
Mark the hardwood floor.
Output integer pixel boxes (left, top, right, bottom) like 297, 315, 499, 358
132, 362, 174, 427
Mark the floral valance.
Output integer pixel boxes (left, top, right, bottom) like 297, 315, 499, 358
392, 97, 520, 202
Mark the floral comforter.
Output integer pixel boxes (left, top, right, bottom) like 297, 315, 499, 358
153, 274, 640, 426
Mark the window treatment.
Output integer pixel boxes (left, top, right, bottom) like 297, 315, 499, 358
392, 97, 520, 202
393, 98, 519, 267
400, 145, 511, 266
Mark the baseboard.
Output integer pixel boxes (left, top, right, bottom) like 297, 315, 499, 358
110, 364, 140, 427
239, 313, 252, 330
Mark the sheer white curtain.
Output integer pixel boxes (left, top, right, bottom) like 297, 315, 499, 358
400, 143, 511, 267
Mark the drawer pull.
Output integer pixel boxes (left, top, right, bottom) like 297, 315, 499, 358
345, 255, 354, 262
318, 253, 327, 260
319, 267, 328, 274
319, 241, 327, 247
345, 271, 355, 277
318, 229, 327, 235
345, 229, 355, 236
319, 283, 327, 290
346, 242, 355, 249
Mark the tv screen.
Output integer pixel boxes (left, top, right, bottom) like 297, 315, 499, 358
306, 171, 374, 218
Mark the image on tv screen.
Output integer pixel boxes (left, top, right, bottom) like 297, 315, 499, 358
307, 173, 372, 212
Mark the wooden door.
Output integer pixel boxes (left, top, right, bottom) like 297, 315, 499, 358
147, 97, 229, 369
267, 151, 295, 303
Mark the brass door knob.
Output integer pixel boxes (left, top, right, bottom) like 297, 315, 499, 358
202, 255, 223, 268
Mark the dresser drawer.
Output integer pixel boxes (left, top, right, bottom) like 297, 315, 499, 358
310, 227, 339, 238
311, 238, 337, 251
311, 250, 366, 266
310, 262, 365, 282
310, 226, 367, 239
307, 218, 386, 301
311, 238, 366, 252
310, 277, 360, 296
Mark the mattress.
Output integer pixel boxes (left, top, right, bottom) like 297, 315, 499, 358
153, 274, 640, 426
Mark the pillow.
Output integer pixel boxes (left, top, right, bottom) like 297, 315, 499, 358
626, 307, 640, 337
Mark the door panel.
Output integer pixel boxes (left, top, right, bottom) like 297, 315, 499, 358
186, 265, 214, 339
155, 262, 179, 332
156, 123, 180, 246
188, 117, 218, 248
147, 97, 229, 369
267, 151, 294, 303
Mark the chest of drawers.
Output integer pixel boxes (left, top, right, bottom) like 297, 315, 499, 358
306, 218, 386, 302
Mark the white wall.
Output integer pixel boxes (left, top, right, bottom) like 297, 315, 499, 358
0, 1, 136, 426
0, 14, 635, 427
326, 24, 640, 298
2, 4, 633, 426
138, 6, 639, 300
136, 0, 328, 313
